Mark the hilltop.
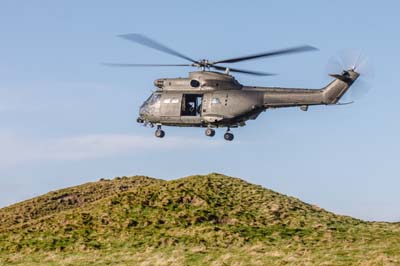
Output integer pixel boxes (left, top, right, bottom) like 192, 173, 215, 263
0, 173, 399, 265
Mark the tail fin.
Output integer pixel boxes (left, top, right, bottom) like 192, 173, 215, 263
322, 69, 360, 104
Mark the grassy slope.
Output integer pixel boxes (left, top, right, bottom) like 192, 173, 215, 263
0, 175, 162, 230
0, 173, 399, 266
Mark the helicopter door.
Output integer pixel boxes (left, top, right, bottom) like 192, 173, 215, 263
181, 94, 203, 116
160, 93, 182, 117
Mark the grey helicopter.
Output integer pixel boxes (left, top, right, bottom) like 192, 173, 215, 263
105, 34, 362, 141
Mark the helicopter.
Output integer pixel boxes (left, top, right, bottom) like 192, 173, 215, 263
105, 34, 361, 141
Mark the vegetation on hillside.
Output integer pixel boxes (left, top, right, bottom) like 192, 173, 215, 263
0, 175, 162, 230
0, 173, 399, 265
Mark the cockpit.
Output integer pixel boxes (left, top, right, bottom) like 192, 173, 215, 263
139, 93, 161, 116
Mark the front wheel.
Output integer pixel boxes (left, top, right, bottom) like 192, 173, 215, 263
155, 129, 165, 138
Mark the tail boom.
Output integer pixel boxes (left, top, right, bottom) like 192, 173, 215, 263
243, 69, 360, 108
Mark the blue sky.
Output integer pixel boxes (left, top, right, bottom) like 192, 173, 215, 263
0, 1, 399, 221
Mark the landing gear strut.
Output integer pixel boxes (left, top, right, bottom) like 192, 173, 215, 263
155, 125, 165, 138
205, 128, 215, 137
224, 128, 234, 141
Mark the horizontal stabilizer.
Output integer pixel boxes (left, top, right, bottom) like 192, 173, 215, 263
329, 74, 352, 82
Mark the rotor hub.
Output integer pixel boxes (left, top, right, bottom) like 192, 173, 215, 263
197, 59, 212, 70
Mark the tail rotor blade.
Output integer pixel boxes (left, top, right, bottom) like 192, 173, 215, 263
350, 78, 372, 100
326, 50, 374, 102
354, 57, 375, 81
326, 56, 344, 75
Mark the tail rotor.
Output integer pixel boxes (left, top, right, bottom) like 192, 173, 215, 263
326, 50, 374, 102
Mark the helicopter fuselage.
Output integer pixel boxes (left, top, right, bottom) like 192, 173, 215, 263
138, 70, 359, 131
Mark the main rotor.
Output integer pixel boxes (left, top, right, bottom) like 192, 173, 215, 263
104, 33, 318, 76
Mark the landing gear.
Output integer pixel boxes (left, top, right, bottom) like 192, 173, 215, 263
155, 125, 165, 138
224, 128, 234, 141
224, 132, 234, 141
205, 128, 215, 137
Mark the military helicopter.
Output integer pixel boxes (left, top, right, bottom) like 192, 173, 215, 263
105, 34, 361, 141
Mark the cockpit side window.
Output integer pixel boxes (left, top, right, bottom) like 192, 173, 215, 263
150, 93, 161, 105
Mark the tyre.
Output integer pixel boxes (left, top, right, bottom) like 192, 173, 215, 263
205, 128, 215, 137
224, 132, 234, 141
155, 129, 165, 138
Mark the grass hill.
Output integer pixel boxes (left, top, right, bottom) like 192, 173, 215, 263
0, 173, 399, 266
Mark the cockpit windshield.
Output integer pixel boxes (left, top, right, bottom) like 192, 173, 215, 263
143, 94, 152, 104
142, 93, 161, 107
140, 93, 161, 116
149, 93, 161, 105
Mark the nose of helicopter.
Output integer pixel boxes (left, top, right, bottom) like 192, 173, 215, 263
139, 104, 146, 115
137, 101, 149, 123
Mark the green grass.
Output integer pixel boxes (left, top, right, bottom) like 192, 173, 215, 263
0, 173, 399, 265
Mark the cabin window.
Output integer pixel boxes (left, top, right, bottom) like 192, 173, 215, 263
171, 98, 179, 104
211, 98, 221, 104
163, 98, 171, 104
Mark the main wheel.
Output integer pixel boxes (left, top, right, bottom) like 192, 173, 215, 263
224, 132, 234, 141
205, 128, 215, 137
155, 129, 165, 138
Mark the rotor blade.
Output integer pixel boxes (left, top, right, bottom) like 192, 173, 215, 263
326, 56, 344, 75
350, 78, 372, 100
118, 34, 198, 63
325, 51, 374, 103
102, 63, 194, 67
212, 65, 276, 76
213, 45, 318, 64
